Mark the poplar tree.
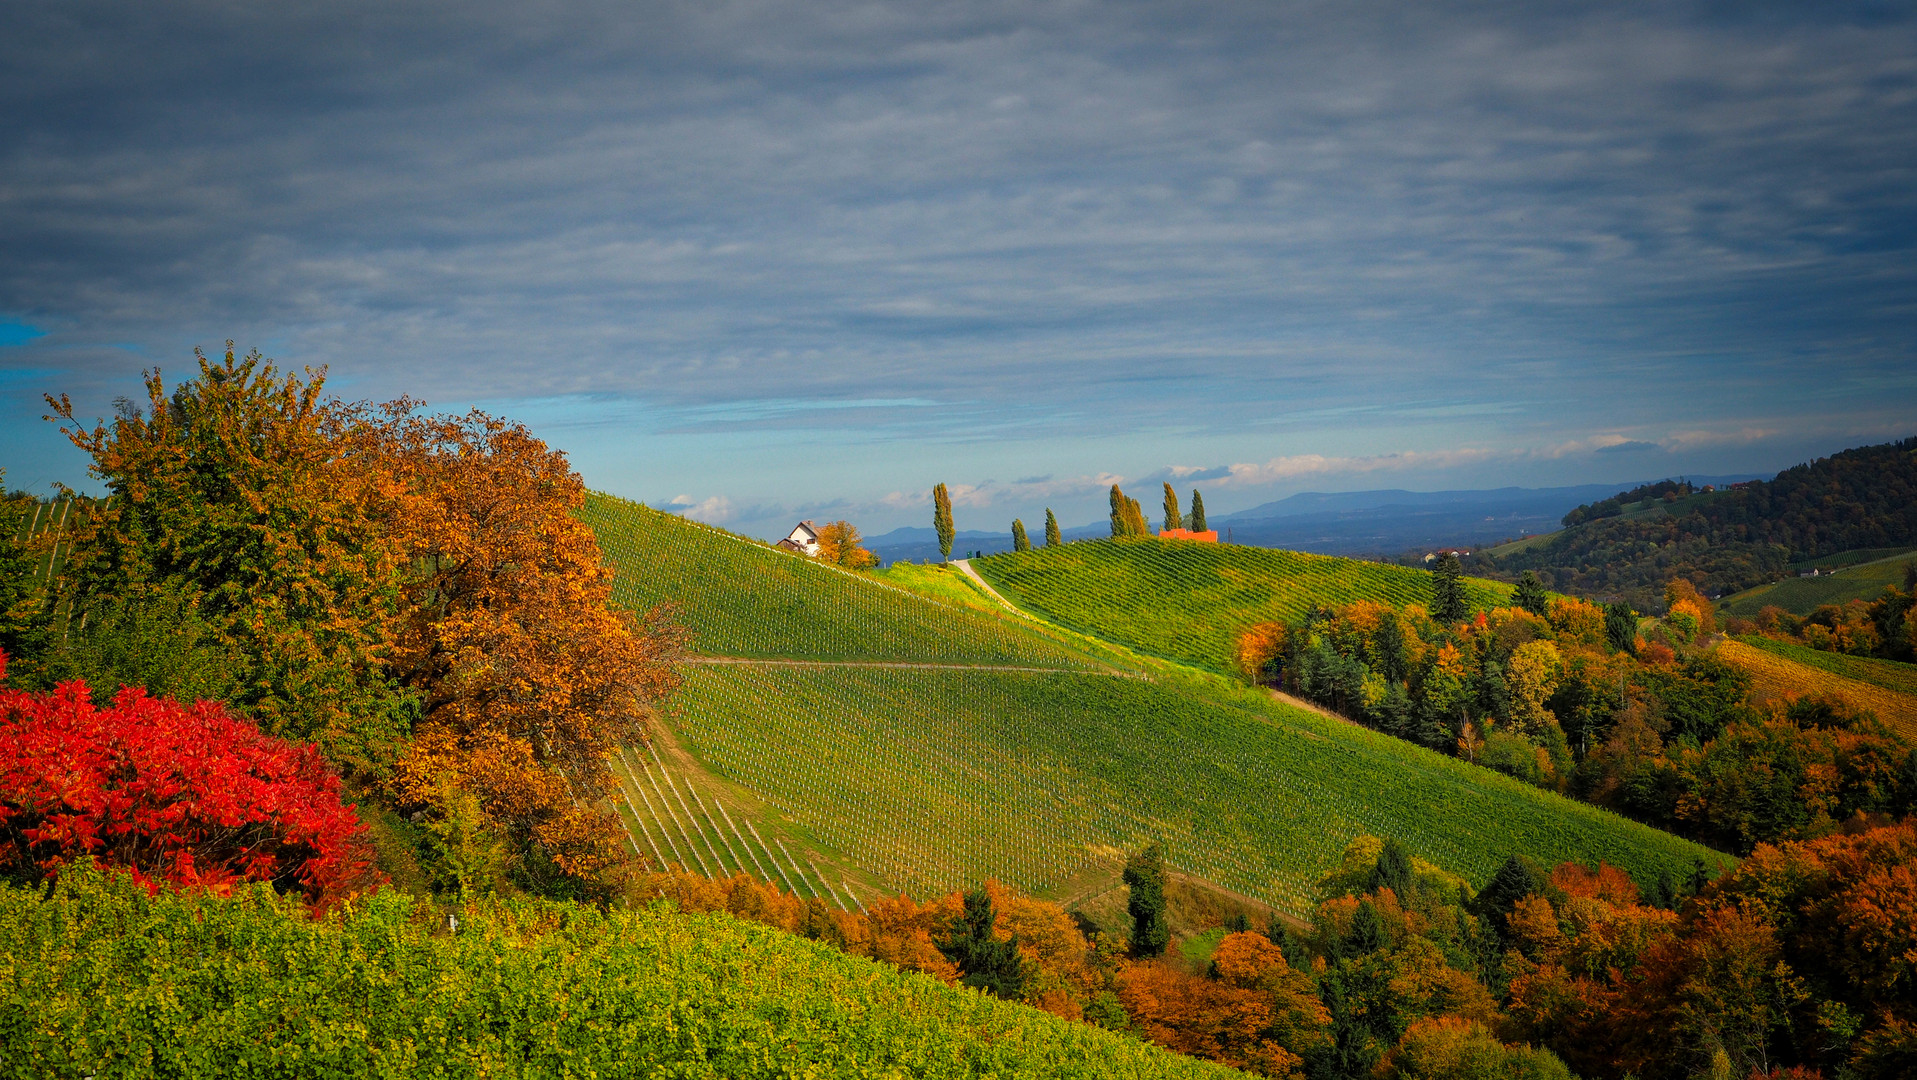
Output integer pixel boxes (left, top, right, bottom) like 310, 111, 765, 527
1109, 485, 1129, 537
1011, 518, 1030, 552
1127, 497, 1148, 536
1430, 552, 1469, 624
1161, 483, 1182, 531
933, 483, 954, 563
1189, 490, 1207, 532
1124, 842, 1169, 957
1044, 508, 1061, 547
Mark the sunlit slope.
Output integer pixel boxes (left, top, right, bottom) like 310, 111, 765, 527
670, 664, 1728, 915
9, 869, 1242, 1079
1718, 638, 1917, 739
972, 537, 1513, 673
579, 493, 1113, 668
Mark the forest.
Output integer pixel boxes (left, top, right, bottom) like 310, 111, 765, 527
1484, 438, 1917, 610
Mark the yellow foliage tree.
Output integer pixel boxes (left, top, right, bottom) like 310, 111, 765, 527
1505, 640, 1564, 734
813, 520, 877, 569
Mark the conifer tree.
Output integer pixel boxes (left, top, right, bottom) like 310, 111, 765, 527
1123, 842, 1169, 957
1430, 551, 1469, 624
938, 887, 1026, 999
1044, 508, 1061, 547
1161, 483, 1181, 532
1189, 490, 1206, 533
1011, 518, 1030, 552
1513, 570, 1549, 616
933, 483, 954, 563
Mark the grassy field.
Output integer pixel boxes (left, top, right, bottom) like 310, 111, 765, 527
5, 867, 1239, 1079
579, 493, 1119, 669
668, 663, 1727, 916
1719, 549, 1916, 616
1716, 638, 1917, 739
970, 537, 1512, 673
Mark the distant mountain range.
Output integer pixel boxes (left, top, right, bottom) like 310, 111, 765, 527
863, 476, 1768, 564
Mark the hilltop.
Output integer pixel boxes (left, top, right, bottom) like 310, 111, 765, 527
970, 536, 1512, 674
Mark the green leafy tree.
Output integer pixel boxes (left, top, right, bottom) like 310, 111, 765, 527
43, 348, 414, 775
938, 887, 1026, 999
1513, 570, 1549, 616
1011, 518, 1031, 553
1429, 553, 1469, 625
1162, 483, 1182, 531
1189, 490, 1207, 533
0, 483, 45, 666
1044, 508, 1061, 547
932, 483, 954, 563
1109, 485, 1133, 538
1124, 841, 1170, 957
1127, 497, 1149, 536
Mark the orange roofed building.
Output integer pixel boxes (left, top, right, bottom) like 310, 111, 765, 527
1158, 528, 1218, 543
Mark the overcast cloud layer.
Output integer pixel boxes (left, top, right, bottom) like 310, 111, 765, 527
2, 0, 1913, 535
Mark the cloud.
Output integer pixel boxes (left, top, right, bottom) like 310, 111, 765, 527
665, 495, 735, 524
1214, 448, 1502, 487
1594, 440, 1660, 454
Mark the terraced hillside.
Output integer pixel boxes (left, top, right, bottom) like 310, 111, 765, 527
971, 537, 1512, 673
582, 496, 1727, 914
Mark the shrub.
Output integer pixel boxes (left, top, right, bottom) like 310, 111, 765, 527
0, 654, 378, 907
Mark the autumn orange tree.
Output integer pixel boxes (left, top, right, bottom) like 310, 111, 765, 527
363, 408, 685, 895
813, 520, 877, 570
43, 347, 414, 774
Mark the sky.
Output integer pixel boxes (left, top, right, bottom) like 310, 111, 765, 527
2, 0, 1913, 538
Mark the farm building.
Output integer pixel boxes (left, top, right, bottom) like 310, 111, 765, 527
1158, 527, 1218, 543
777, 520, 822, 556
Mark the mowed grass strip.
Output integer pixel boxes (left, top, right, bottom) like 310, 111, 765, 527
579, 493, 1114, 669
670, 664, 1726, 916
1718, 638, 1917, 738
972, 537, 1513, 673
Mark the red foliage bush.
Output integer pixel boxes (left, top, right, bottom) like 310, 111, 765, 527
0, 654, 380, 907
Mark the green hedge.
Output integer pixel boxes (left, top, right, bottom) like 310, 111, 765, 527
0, 867, 1241, 1079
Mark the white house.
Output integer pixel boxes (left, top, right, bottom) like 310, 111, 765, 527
777, 520, 822, 556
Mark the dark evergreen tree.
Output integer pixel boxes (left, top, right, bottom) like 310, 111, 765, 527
1044, 508, 1061, 547
1345, 897, 1392, 956
1161, 483, 1182, 531
1367, 837, 1414, 899
1471, 855, 1550, 941
1647, 868, 1678, 911
1123, 842, 1169, 957
1010, 518, 1030, 552
1189, 490, 1206, 533
1605, 601, 1640, 654
1513, 570, 1549, 616
1429, 552, 1469, 624
1686, 856, 1714, 898
1374, 615, 1408, 683
933, 483, 954, 563
938, 887, 1026, 999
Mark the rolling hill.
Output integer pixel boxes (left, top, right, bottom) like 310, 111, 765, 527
580, 498, 1726, 918
968, 536, 1513, 675
1718, 549, 1917, 617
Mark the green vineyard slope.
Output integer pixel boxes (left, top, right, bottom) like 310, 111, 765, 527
671, 664, 1725, 915
6, 866, 1239, 1079
972, 537, 1513, 673
580, 493, 1117, 669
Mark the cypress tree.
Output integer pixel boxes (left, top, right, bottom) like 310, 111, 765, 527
1429, 552, 1468, 624
1367, 837, 1414, 899
1161, 483, 1182, 532
1189, 490, 1206, 533
1011, 518, 1030, 552
1044, 508, 1061, 547
1514, 570, 1549, 616
933, 483, 954, 563
1123, 842, 1169, 957
1605, 601, 1640, 654
938, 887, 1026, 999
